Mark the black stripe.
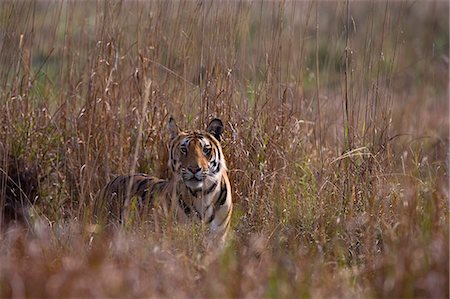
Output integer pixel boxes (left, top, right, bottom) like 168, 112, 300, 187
142, 180, 166, 204
201, 182, 219, 219
216, 149, 221, 164
214, 160, 221, 174
109, 175, 121, 187
213, 150, 222, 174
204, 182, 218, 195
206, 132, 220, 147
216, 206, 232, 228
193, 206, 202, 220
141, 189, 149, 201
170, 146, 175, 171
183, 136, 191, 146
178, 197, 192, 216
188, 187, 198, 197
217, 184, 228, 206
206, 211, 215, 224
136, 178, 150, 192
154, 181, 166, 192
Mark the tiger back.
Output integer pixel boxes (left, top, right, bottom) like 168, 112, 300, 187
93, 117, 233, 242
93, 174, 168, 225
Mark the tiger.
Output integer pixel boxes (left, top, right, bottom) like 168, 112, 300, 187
93, 117, 233, 243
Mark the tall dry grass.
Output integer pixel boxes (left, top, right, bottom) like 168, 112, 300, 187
0, 1, 448, 298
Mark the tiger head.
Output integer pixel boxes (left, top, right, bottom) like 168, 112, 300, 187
168, 117, 226, 193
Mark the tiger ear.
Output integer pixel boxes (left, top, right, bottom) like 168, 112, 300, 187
206, 118, 224, 141
168, 116, 180, 140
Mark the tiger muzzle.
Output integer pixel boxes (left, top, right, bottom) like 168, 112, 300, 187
182, 167, 206, 182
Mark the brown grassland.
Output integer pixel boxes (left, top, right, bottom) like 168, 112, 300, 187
0, 1, 448, 298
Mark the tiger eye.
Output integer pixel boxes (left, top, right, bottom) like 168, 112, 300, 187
180, 146, 187, 155
203, 146, 212, 156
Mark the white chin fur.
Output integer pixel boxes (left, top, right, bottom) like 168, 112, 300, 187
184, 179, 203, 191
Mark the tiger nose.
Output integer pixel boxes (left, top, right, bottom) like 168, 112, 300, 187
188, 166, 201, 174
